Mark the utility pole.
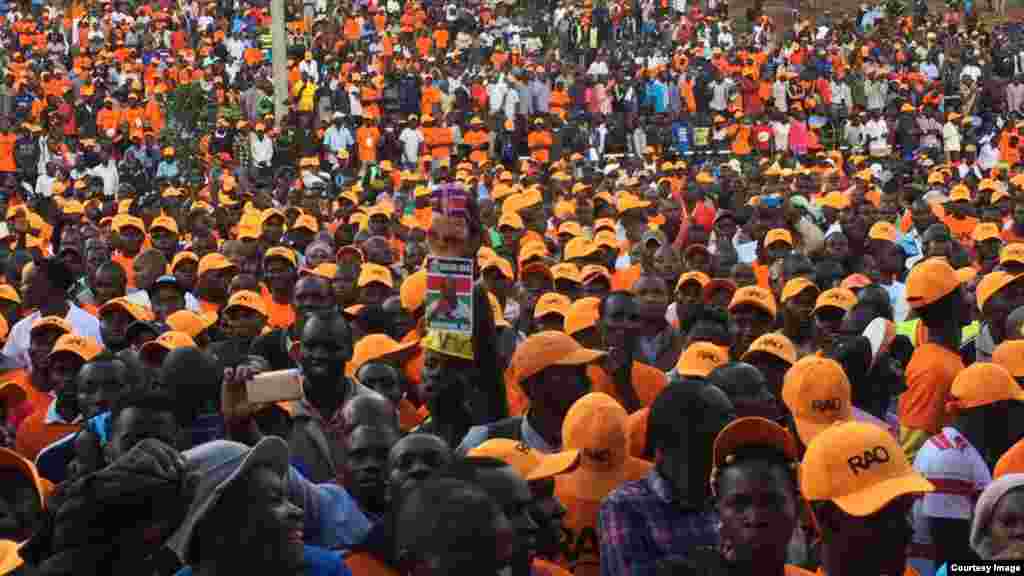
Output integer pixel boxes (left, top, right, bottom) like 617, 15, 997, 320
272, 0, 288, 130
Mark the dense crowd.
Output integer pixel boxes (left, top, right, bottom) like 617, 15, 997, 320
0, 0, 1022, 574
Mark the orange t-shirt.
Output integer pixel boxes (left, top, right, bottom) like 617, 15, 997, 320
112, 252, 137, 289
943, 215, 978, 249
611, 264, 641, 291
199, 299, 221, 316
553, 462, 652, 576
266, 298, 296, 329
345, 551, 399, 576
586, 363, 667, 410
15, 406, 79, 461
1, 369, 49, 430
898, 343, 964, 434
0, 133, 16, 172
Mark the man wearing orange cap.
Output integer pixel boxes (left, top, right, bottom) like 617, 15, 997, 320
907, 362, 1019, 575
590, 291, 669, 412
458, 331, 603, 455
5, 259, 102, 369
802, 421, 934, 576
900, 258, 972, 462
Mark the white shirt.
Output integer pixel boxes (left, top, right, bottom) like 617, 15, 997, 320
125, 288, 201, 312
943, 121, 961, 152
909, 427, 991, 576
771, 121, 790, 151
34, 174, 55, 197
85, 161, 119, 197
399, 128, 424, 164
882, 281, 909, 323
251, 134, 274, 165
2, 303, 104, 369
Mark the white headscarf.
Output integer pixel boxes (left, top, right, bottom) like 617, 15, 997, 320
970, 473, 1024, 559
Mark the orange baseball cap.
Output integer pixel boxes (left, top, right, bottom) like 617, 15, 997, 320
713, 416, 799, 469
487, 292, 511, 329
564, 238, 598, 260
558, 221, 583, 238
1001, 243, 1024, 266
949, 185, 972, 203
0, 284, 20, 305
140, 331, 197, 361
293, 214, 319, 233
973, 223, 1002, 243
197, 253, 237, 278
0, 447, 51, 510
764, 228, 794, 247
112, 214, 146, 234
868, 221, 898, 243
171, 251, 199, 272
357, 263, 394, 289
783, 356, 852, 444
994, 439, 1024, 479
303, 263, 338, 280
348, 333, 419, 378
224, 290, 268, 317
593, 230, 619, 251
564, 297, 601, 336
840, 274, 871, 291
993, 340, 1024, 378
781, 277, 819, 303
675, 271, 711, 293
813, 287, 858, 314
616, 194, 651, 213
818, 191, 851, 210
728, 286, 778, 318
498, 212, 525, 230
400, 270, 427, 313
976, 271, 1024, 312
149, 216, 179, 235
546, 392, 652, 499
469, 438, 580, 482
741, 332, 797, 365
580, 265, 612, 285
906, 257, 959, 309
166, 310, 214, 338
264, 246, 298, 268
48, 334, 103, 362
30, 315, 72, 337
551, 263, 580, 284
518, 241, 549, 268
509, 331, 605, 386
801, 421, 934, 516
534, 292, 572, 320
480, 257, 514, 281
948, 362, 1024, 412
593, 218, 617, 233
98, 298, 154, 322
675, 342, 729, 378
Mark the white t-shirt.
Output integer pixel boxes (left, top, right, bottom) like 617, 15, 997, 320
909, 427, 991, 576
2, 303, 104, 369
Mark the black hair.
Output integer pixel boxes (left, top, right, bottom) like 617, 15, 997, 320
96, 261, 127, 286
394, 475, 500, 571
598, 290, 635, 318
781, 253, 815, 283
116, 349, 149, 394
647, 383, 706, 454
712, 444, 798, 499
111, 389, 180, 431
159, 347, 220, 423
708, 362, 769, 402
815, 260, 845, 290
303, 310, 353, 356
37, 257, 74, 293
851, 288, 894, 322
687, 306, 732, 340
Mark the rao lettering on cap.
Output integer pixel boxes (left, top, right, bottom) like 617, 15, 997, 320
697, 349, 721, 363
761, 337, 784, 350
847, 446, 891, 475
811, 398, 842, 412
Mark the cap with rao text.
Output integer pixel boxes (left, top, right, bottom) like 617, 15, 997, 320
801, 421, 934, 516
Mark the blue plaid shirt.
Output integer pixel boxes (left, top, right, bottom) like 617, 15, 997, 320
598, 469, 719, 576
